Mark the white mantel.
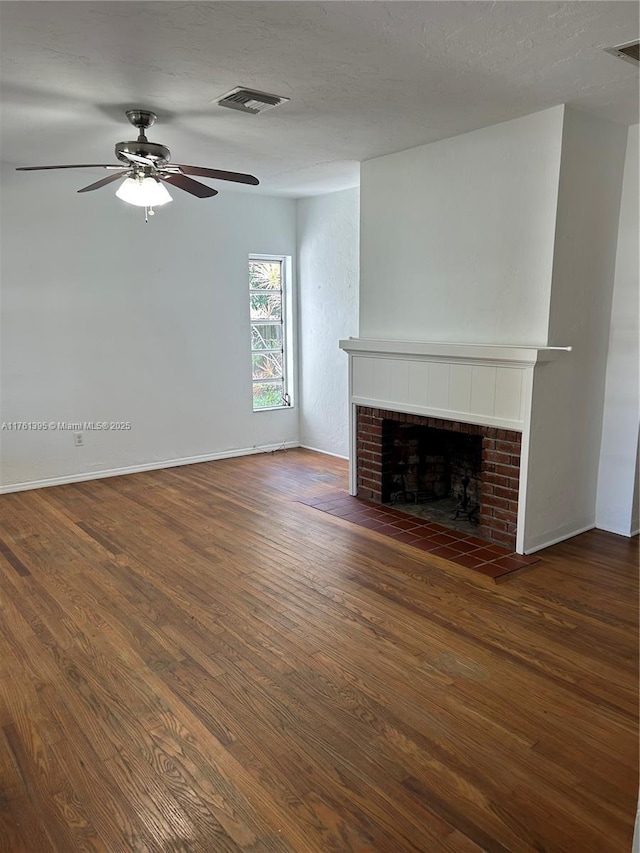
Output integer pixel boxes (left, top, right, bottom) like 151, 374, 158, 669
340, 338, 570, 364
339, 337, 571, 554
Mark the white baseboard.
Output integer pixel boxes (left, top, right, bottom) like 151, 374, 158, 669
299, 444, 348, 460
523, 521, 596, 554
0, 441, 301, 495
595, 522, 640, 538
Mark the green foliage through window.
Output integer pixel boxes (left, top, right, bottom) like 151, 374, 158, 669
250, 258, 291, 410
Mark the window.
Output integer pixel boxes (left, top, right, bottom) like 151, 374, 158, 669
249, 255, 293, 411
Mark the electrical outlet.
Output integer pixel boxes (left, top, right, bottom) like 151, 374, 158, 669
74, 432, 83, 447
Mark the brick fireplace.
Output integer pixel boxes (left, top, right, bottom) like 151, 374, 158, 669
356, 406, 521, 549
339, 338, 570, 554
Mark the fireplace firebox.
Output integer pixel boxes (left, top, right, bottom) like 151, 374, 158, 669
356, 406, 522, 549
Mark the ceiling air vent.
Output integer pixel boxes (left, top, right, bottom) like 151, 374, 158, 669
604, 40, 640, 67
216, 87, 289, 115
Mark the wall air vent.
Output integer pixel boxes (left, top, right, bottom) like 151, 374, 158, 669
604, 40, 639, 67
216, 87, 289, 115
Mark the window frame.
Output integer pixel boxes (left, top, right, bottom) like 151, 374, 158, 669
249, 253, 294, 412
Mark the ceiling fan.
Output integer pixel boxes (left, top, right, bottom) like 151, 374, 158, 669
16, 109, 260, 220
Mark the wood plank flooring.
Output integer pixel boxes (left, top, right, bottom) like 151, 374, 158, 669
0, 448, 637, 852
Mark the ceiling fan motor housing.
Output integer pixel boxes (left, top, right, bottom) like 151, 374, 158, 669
114, 140, 171, 167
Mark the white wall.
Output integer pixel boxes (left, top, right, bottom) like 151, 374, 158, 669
297, 188, 359, 457
0, 166, 298, 490
596, 124, 640, 537
524, 108, 628, 550
359, 106, 565, 346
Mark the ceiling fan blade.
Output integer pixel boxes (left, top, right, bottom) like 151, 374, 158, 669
159, 173, 219, 198
174, 164, 259, 186
120, 151, 155, 166
16, 164, 124, 171
77, 171, 129, 193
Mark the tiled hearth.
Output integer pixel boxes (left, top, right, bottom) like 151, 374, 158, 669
300, 491, 539, 581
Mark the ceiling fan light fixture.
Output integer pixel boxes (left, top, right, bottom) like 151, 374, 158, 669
115, 176, 172, 207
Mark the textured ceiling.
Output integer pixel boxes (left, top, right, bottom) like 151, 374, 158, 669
1, 1, 638, 197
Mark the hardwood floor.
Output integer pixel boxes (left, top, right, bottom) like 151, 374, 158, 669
0, 448, 637, 852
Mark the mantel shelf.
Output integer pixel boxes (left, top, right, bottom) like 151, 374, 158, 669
339, 338, 571, 365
